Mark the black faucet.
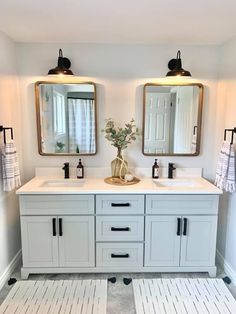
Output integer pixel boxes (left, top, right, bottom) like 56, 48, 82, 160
168, 163, 176, 179
62, 162, 70, 179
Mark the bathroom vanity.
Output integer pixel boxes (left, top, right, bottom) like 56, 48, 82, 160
17, 176, 221, 279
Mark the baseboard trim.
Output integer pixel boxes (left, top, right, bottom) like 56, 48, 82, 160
216, 250, 236, 285
0, 249, 22, 291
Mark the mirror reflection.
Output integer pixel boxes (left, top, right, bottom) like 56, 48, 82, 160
143, 83, 203, 156
35, 82, 96, 155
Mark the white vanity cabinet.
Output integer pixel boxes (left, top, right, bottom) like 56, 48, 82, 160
21, 216, 59, 268
58, 216, 94, 268
145, 195, 219, 276
19, 190, 220, 279
96, 195, 145, 268
145, 216, 181, 267
21, 215, 94, 268
180, 215, 218, 267
145, 215, 217, 268
19, 195, 95, 279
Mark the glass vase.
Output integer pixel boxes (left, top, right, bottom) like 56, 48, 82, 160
111, 149, 128, 178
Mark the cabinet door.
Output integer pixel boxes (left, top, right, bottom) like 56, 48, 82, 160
59, 216, 95, 267
21, 216, 59, 267
145, 216, 181, 266
180, 215, 217, 267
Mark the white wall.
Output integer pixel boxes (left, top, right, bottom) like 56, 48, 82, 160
0, 31, 22, 286
216, 36, 236, 282
16, 44, 220, 181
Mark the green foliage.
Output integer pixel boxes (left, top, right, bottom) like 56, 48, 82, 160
102, 118, 139, 150
56, 141, 65, 151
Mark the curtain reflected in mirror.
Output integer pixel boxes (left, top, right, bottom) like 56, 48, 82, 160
143, 83, 203, 156
36, 82, 96, 155
68, 98, 95, 153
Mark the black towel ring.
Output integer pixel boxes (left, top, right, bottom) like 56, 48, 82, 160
0, 125, 14, 144
224, 127, 236, 144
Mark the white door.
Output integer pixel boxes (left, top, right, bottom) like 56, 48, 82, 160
21, 216, 59, 267
59, 216, 95, 267
180, 216, 217, 267
144, 93, 171, 153
145, 216, 181, 266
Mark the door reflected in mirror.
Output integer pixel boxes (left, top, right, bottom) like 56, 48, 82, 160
35, 82, 96, 155
143, 83, 203, 156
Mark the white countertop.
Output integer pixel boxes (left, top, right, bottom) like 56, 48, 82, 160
16, 176, 222, 195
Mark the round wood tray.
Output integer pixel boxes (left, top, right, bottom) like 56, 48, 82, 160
104, 176, 140, 186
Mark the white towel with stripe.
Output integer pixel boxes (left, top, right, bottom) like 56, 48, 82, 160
1, 141, 21, 192
215, 141, 235, 192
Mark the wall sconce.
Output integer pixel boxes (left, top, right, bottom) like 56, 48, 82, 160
48, 49, 74, 75
166, 50, 191, 77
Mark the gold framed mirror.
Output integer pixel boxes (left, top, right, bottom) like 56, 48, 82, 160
35, 81, 97, 156
143, 83, 204, 156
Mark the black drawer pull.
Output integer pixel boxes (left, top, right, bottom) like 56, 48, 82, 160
52, 218, 57, 236
111, 253, 129, 258
183, 218, 188, 236
111, 227, 130, 232
59, 218, 63, 236
177, 218, 181, 236
111, 203, 130, 207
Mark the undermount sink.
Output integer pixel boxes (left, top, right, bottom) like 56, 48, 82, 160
153, 179, 201, 188
40, 179, 85, 188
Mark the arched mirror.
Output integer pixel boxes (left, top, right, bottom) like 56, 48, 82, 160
35, 81, 97, 155
143, 83, 203, 156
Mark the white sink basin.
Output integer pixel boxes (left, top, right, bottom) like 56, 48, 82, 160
153, 179, 201, 188
40, 179, 85, 188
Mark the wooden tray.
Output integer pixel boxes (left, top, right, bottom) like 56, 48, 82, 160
104, 176, 140, 186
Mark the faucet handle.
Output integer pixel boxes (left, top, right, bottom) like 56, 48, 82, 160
62, 162, 69, 169
62, 162, 70, 179
169, 162, 176, 169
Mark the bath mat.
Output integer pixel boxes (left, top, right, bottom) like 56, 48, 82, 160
0, 279, 107, 314
133, 278, 236, 314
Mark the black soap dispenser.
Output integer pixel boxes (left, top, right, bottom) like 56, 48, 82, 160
152, 159, 159, 179
76, 159, 84, 179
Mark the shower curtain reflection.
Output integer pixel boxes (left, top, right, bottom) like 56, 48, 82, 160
68, 98, 95, 154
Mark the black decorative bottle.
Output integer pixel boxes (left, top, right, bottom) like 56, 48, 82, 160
152, 159, 159, 179
77, 159, 84, 179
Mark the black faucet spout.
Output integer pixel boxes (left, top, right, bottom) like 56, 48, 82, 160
168, 163, 176, 179
62, 162, 70, 179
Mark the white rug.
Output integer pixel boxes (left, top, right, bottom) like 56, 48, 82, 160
0, 279, 107, 314
133, 278, 236, 314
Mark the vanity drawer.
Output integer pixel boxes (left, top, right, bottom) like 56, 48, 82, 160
146, 195, 219, 215
96, 195, 144, 214
96, 216, 144, 241
19, 195, 95, 215
96, 243, 143, 267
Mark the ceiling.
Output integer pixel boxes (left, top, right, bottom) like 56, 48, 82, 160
0, 0, 236, 44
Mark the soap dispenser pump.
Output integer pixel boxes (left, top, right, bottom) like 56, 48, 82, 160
152, 159, 159, 179
76, 159, 84, 179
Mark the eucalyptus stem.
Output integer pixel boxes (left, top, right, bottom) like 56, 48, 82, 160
102, 118, 139, 151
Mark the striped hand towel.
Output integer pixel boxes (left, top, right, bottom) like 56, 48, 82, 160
1, 141, 21, 192
215, 141, 235, 192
